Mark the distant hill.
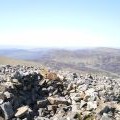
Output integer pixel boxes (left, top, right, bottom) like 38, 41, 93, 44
31, 47, 120, 77
0, 48, 50, 60
0, 47, 120, 77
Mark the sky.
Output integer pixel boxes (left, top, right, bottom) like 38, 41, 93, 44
0, 0, 120, 48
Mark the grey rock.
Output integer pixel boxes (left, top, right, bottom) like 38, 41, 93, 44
0, 65, 120, 119
37, 99, 49, 108
47, 97, 70, 105
12, 71, 22, 79
100, 106, 112, 115
100, 113, 112, 120
0, 102, 14, 119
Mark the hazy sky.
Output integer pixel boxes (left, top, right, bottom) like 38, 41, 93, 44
0, 0, 120, 48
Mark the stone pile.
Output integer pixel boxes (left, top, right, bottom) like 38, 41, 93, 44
0, 65, 120, 120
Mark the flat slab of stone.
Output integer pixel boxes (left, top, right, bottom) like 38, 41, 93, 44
15, 106, 28, 117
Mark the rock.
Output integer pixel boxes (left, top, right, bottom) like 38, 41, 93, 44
6, 76, 12, 82
78, 84, 88, 91
0, 102, 14, 119
0, 65, 120, 119
79, 91, 85, 100
100, 113, 112, 120
85, 88, 95, 96
0, 85, 6, 93
47, 97, 69, 105
39, 79, 46, 86
4, 82, 14, 89
67, 83, 73, 91
82, 113, 95, 120
73, 73, 78, 79
80, 100, 87, 108
12, 71, 22, 79
86, 101, 97, 111
88, 75, 93, 79
0, 99, 3, 104
70, 93, 79, 100
66, 112, 81, 120
71, 103, 81, 112
73, 97, 81, 102
34, 116, 49, 120
47, 105, 57, 113
38, 108, 45, 117
52, 89, 58, 95
57, 74, 64, 80
15, 106, 29, 117
85, 88, 98, 101
0, 93, 5, 101
115, 113, 120, 120
47, 105, 53, 111
51, 113, 65, 120
99, 106, 112, 115
37, 99, 49, 108
0, 116, 4, 120
12, 79, 19, 83
4, 91, 12, 99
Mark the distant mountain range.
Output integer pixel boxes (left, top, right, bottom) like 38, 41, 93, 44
0, 47, 120, 77
0, 48, 51, 60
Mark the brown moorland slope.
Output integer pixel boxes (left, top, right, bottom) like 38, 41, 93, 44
0, 56, 42, 67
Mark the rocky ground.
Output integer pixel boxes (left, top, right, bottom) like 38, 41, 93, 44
0, 65, 120, 120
